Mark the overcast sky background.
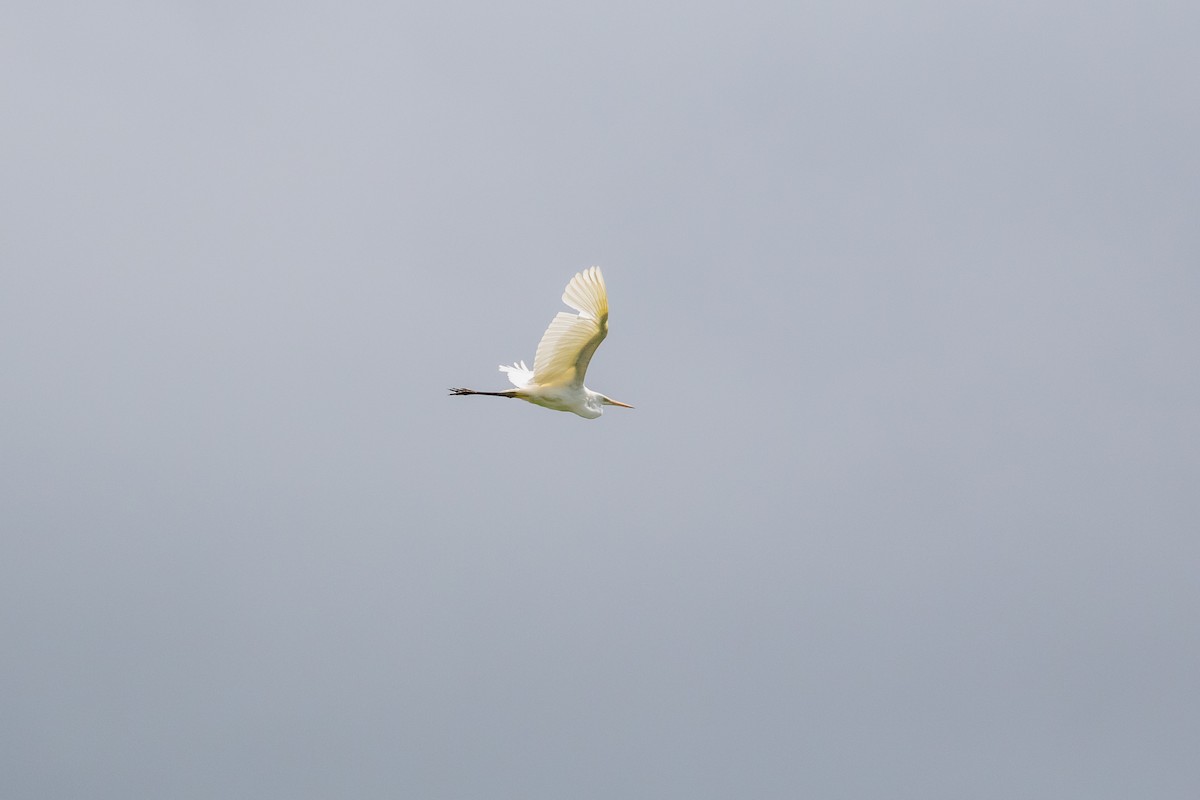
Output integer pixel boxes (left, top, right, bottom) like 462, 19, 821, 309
2, 2, 1198, 798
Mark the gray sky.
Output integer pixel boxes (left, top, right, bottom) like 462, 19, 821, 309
3, 2, 1198, 798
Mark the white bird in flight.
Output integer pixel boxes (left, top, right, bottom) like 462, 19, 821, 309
450, 266, 633, 419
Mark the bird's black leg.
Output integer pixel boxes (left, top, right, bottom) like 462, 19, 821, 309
448, 388, 516, 398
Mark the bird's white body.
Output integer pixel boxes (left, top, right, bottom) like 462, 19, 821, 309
499, 370, 610, 419
451, 267, 632, 419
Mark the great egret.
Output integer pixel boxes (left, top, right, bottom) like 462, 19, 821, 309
450, 266, 633, 419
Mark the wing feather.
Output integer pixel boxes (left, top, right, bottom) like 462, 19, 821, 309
531, 267, 609, 387
498, 360, 533, 388
561, 265, 608, 321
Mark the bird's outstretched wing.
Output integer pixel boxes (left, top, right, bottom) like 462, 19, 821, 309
531, 266, 609, 388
